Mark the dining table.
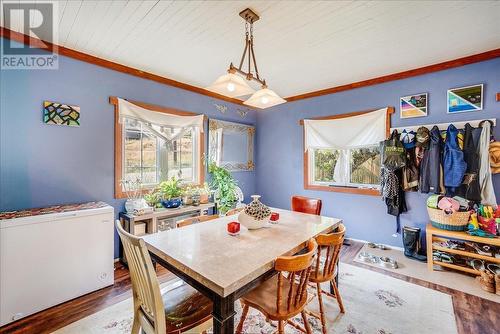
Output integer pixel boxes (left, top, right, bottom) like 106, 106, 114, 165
143, 208, 341, 334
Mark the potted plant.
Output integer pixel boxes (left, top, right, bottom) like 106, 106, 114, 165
208, 162, 238, 215
159, 177, 183, 208
143, 189, 162, 209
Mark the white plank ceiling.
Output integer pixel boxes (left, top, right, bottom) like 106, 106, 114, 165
2, 0, 500, 98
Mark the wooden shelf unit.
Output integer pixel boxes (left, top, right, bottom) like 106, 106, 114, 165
426, 224, 500, 276
119, 203, 215, 264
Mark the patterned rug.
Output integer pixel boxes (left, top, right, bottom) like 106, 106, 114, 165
54, 264, 457, 334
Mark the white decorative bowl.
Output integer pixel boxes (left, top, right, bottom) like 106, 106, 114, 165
238, 210, 270, 229
238, 195, 271, 230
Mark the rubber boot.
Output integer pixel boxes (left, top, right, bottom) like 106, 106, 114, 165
402, 226, 427, 262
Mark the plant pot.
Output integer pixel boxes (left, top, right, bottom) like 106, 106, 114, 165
199, 193, 209, 204
182, 195, 193, 206
161, 197, 182, 209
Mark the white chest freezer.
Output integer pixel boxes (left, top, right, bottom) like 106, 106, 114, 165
0, 202, 114, 326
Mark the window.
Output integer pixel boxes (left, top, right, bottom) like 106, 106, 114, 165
303, 107, 394, 196
112, 97, 204, 199
310, 146, 380, 188
123, 118, 199, 186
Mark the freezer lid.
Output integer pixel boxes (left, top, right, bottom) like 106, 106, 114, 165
0, 202, 114, 229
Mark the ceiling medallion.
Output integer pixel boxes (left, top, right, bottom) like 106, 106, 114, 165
206, 8, 286, 109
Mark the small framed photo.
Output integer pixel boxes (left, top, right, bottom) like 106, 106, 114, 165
400, 93, 427, 119
447, 84, 483, 113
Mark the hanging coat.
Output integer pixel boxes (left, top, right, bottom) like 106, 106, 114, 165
456, 123, 481, 202
478, 121, 497, 205
420, 126, 443, 194
443, 124, 467, 195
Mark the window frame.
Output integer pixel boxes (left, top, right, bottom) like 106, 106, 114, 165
111, 96, 205, 199
301, 107, 394, 196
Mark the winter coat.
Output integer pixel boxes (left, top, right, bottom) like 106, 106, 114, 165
443, 124, 467, 194
420, 126, 443, 194
456, 123, 481, 201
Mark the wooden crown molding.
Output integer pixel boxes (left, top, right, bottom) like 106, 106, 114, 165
286, 48, 500, 102
0, 27, 247, 107
2, 26, 499, 105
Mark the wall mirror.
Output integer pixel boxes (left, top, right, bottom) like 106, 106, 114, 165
208, 119, 255, 171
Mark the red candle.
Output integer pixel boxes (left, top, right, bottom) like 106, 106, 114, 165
270, 212, 279, 222
227, 221, 240, 235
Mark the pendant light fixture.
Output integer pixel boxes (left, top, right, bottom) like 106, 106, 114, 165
206, 8, 286, 109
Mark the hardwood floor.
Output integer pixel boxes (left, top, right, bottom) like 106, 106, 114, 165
1, 241, 498, 334
0, 264, 175, 334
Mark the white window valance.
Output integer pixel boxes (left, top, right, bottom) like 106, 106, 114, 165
304, 107, 387, 151
117, 98, 204, 132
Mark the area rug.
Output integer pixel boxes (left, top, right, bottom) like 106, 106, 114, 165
53, 263, 457, 334
353, 244, 500, 303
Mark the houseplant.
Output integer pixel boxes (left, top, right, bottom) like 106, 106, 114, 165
159, 177, 183, 208
208, 162, 238, 215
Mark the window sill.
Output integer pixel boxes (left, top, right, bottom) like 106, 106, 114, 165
304, 184, 380, 196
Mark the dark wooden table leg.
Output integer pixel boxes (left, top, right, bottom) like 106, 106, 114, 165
212, 293, 236, 334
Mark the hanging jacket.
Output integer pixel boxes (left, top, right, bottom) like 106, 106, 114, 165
478, 121, 497, 205
456, 123, 481, 202
443, 124, 467, 195
403, 147, 419, 191
420, 126, 443, 194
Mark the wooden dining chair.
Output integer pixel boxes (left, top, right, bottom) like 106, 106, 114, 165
291, 196, 322, 215
176, 214, 219, 228
225, 207, 244, 216
236, 239, 318, 334
307, 224, 346, 334
116, 220, 212, 334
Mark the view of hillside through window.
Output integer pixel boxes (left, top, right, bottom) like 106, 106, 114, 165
123, 118, 195, 186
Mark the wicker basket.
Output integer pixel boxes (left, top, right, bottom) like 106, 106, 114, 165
427, 207, 471, 231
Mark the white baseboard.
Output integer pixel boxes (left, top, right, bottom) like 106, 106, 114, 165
346, 237, 405, 252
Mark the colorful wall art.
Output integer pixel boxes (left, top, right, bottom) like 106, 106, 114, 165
43, 101, 80, 126
400, 93, 427, 119
447, 84, 483, 113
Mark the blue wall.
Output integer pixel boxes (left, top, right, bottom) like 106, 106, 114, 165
0, 39, 257, 257
2, 36, 499, 255
256, 57, 500, 248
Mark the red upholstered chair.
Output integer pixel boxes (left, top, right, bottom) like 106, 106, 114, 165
291, 196, 322, 215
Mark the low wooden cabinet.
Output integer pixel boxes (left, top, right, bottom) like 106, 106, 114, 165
426, 224, 500, 275
119, 203, 215, 264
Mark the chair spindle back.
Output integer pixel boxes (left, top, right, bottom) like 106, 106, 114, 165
314, 224, 346, 280
275, 239, 318, 314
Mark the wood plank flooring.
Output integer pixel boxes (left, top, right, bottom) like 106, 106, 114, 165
1, 241, 498, 334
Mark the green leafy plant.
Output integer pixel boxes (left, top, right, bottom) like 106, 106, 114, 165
143, 190, 162, 208
208, 162, 238, 214
159, 177, 183, 200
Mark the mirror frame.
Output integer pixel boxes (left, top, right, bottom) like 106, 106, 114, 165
208, 119, 255, 172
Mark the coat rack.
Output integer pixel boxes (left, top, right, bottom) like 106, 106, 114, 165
391, 118, 496, 133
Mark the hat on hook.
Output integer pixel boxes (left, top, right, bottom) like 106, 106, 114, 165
489, 141, 500, 174
416, 126, 430, 148
400, 130, 416, 149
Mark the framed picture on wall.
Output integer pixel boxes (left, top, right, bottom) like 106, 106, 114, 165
400, 93, 427, 119
447, 84, 483, 113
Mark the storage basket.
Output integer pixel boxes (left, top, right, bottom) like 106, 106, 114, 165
427, 207, 471, 231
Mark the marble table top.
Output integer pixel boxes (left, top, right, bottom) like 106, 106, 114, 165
144, 208, 341, 297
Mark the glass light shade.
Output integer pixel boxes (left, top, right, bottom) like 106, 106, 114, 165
206, 73, 255, 98
243, 87, 286, 109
